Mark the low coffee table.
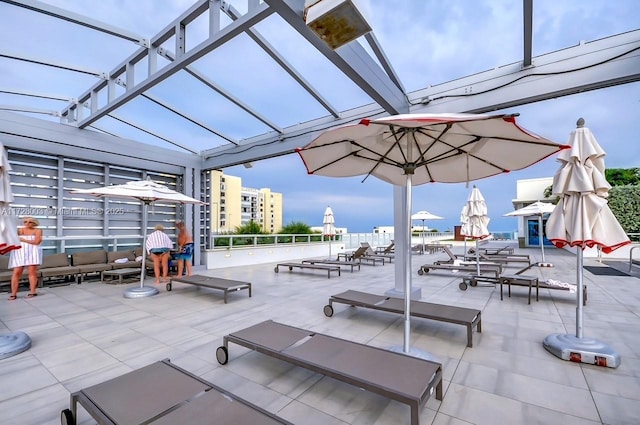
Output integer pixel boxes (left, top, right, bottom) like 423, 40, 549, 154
101, 267, 142, 284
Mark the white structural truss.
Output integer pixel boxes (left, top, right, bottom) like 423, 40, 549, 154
0, 0, 639, 169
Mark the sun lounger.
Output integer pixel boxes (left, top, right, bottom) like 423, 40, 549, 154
274, 262, 341, 278
337, 247, 385, 265
60, 358, 292, 425
324, 290, 482, 347
418, 262, 501, 279
375, 240, 395, 254
480, 246, 515, 255
479, 252, 531, 266
302, 259, 360, 272
216, 320, 443, 425
168, 275, 252, 303
501, 277, 588, 305
360, 242, 394, 262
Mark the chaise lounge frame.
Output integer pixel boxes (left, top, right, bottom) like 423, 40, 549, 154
60, 358, 292, 425
168, 275, 252, 303
216, 320, 443, 425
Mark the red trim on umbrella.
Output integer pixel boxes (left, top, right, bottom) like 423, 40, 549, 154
0, 243, 21, 255
549, 238, 631, 254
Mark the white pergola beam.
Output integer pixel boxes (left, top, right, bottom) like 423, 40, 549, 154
1, 0, 146, 44
264, 0, 409, 115
65, 2, 274, 129
201, 29, 640, 169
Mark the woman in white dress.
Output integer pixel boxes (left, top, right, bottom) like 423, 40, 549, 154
8, 216, 43, 300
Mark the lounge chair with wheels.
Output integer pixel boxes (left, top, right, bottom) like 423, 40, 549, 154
216, 320, 443, 425
337, 246, 385, 265
375, 240, 395, 254
60, 358, 292, 425
168, 275, 252, 303
324, 290, 482, 347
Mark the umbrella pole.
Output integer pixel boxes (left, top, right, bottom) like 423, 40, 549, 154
576, 248, 584, 338
403, 175, 413, 354
123, 201, 159, 298
475, 240, 480, 275
139, 201, 149, 288
539, 215, 546, 263
421, 219, 425, 253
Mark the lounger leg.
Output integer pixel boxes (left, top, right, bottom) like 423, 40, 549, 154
528, 281, 532, 305
410, 405, 419, 425
500, 279, 504, 301
477, 315, 482, 333
248, 283, 252, 298
436, 378, 443, 400
224, 290, 228, 304
467, 325, 472, 348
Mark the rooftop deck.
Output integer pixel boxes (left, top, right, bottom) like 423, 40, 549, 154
1, 244, 639, 425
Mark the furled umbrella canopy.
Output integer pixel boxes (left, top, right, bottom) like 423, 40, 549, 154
0, 142, 20, 255
543, 118, 630, 368
460, 186, 491, 274
323, 206, 336, 258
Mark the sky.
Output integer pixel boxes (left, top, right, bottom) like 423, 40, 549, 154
1, 0, 639, 233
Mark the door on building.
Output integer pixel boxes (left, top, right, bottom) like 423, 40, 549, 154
526, 218, 552, 247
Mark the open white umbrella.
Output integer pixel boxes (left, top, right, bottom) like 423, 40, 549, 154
460, 186, 491, 274
71, 177, 205, 298
0, 143, 21, 255
297, 112, 567, 356
411, 210, 443, 252
544, 118, 630, 368
323, 206, 336, 259
504, 201, 556, 265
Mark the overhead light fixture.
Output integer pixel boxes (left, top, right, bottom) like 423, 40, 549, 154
243, 162, 254, 169
305, 0, 372, 50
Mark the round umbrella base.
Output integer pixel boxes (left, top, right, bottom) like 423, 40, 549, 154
123, 286, 159, 298
388, 345, 439, 362
0, 331, 32, 360
537, 262, 554, 267
543, 333, 620, 368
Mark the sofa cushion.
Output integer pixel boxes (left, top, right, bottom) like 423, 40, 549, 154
41, 253, 70, 269
72, 250, 108, 266
0, 255, 8, 271
107, 249, 136, 263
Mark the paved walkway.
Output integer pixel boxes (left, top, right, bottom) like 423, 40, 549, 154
1, 244, 639, 425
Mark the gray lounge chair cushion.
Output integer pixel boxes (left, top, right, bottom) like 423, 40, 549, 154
72, 250, 108, 266
107, 250, 136, 263
42, 253, 70, 268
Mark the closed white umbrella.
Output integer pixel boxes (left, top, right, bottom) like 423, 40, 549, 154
543, 118, 630, 368
297, 112, 567, 356
322, 206, 336, 258
0, 143, 20, 255
460, 186, 491, 274
0, 143, 31, 360
504, 201, 556, 264
71, 177, 205, 298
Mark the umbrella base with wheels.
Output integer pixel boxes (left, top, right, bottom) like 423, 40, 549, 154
123, 285, 159, 298
537, 262, 554, 268
0, 331, 31, 359
543, 333, 620, 368
387, 344, 439, 362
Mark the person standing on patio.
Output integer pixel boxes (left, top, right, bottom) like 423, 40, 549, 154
174, 220, 193, 277
145, 224, 173, 284
8, 216, 42, 300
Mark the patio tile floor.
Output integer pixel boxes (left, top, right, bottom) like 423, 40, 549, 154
1, 245, 639, 425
